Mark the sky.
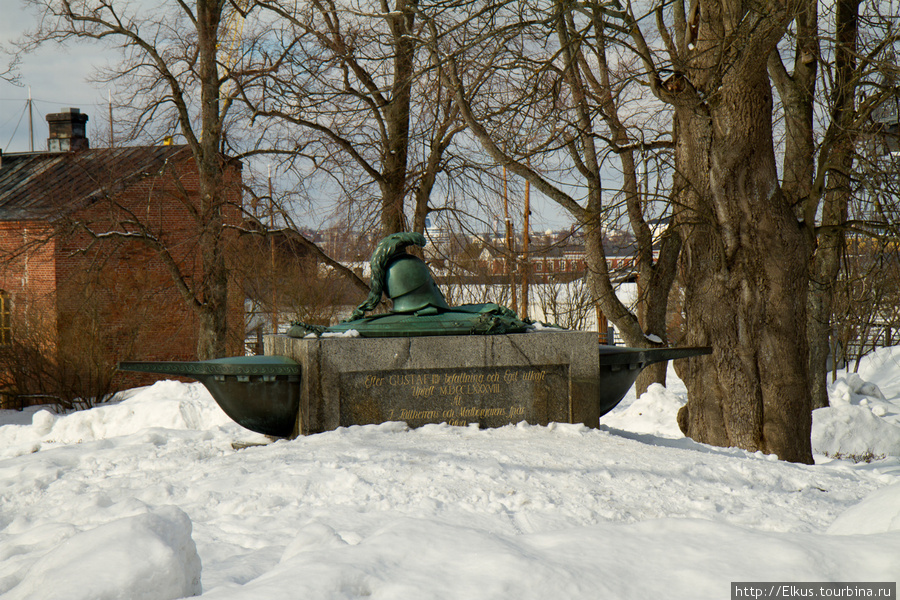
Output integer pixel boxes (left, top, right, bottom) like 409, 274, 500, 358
0, 0, 122, 154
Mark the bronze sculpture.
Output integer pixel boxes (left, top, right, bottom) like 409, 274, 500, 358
287, 232, 534, 338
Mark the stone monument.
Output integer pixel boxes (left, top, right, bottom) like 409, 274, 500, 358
120, 232, 710, 437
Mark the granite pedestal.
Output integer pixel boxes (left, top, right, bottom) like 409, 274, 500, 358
265, 331, 601, 436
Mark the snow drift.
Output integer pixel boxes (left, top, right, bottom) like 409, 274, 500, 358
1, 352, 899, 599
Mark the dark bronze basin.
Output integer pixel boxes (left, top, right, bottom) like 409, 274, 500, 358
596, 346, 711, 416
119, 356, 301, 437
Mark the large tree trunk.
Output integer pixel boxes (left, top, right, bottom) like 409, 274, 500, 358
379, 0, 416, 236
767, 0, 826, 410
196, 0, 229, 360
674, 59, 813, 463
771, 0, 858, 411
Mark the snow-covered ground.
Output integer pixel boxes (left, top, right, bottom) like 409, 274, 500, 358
2, 349, 900, 599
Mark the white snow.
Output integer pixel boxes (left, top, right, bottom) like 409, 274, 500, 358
2, 350, 900, 599
2, 505, 201, 600
827, 482, 900, 535
321, 329, 360, 338
599, 382, 686, 437
812, 349, 900, 460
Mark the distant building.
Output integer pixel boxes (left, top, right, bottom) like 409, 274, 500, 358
0, 109, 242, 408
870, 64, 900, 155
424, 216, 451, 260
872, 97, 899, 154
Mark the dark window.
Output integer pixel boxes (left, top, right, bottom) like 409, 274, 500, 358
0, 291, 10, 344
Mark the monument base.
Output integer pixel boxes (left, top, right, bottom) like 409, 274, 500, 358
265, 332, 602, 436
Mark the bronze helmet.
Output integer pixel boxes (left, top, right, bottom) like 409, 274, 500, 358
384, 253, 450, 313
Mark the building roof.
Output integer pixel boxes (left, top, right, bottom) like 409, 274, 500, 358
0, 145, 191, 221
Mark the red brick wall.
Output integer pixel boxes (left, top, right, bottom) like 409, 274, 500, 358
0, 221, 59, 342
2, 153, 243, 397
63, 154, 243, 347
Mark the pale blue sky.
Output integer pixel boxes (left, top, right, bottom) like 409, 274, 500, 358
1, 0, 118, 153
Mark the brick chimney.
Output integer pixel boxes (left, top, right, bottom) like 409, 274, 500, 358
46, 108, 89, 152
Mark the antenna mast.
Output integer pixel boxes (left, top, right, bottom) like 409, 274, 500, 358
108, 90, 114, 148
27, 87, 34, 152
268, 165, 278, 334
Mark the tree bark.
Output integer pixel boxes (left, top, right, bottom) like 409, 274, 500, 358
808, 197, 847, 409
666, 1, 814, 462
379, 0, 417, 236
771, 0, 859, 410
806, 0, 858, 408
195, 0, 229, 359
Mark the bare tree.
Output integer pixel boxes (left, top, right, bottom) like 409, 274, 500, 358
426, 0, 681, 393
530, 275, 596, 331
229, 0, 474, 239
15, 0, 242, 359
831, 233, 900, 370
608, 0, 820, 462
770, 0, 900, 409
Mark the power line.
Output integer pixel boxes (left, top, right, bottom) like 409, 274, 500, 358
2, 95, 111, 152
2, 102, 28, 153
0, 93, 108, 105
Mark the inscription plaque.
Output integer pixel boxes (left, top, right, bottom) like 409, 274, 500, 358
267, 332, 603, 435
340, 364, 569, 428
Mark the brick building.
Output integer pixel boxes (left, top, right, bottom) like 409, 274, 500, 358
0, 109, 242, 408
